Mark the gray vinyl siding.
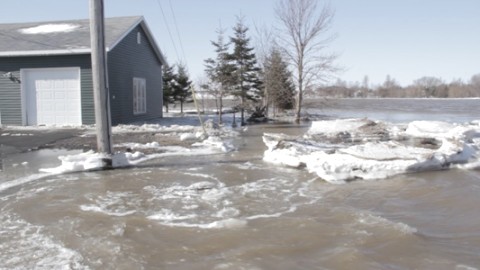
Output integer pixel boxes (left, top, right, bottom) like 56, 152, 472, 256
107, 25, 163, 125
0, 55, 94, 125
0, 70, 21, 125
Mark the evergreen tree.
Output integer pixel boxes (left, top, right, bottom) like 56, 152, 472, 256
173, 63, 192, 114
204, 27, 235, 124
162, 64, 176, 113
264, 49, 295, 116
228, 16, 262, 125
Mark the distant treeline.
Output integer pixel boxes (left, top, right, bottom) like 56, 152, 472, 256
315, 74, 480, 98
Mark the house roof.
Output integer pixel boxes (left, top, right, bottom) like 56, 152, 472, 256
0, 16, 166, 65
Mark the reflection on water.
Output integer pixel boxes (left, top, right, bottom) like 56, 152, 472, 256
1, 99, 480, 269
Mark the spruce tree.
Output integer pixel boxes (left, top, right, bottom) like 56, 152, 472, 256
229, 16, 262, 125
264, 49, 295, 116
162, 64, 176, 113
204, 27, 235, 124
173, 64, 192, 114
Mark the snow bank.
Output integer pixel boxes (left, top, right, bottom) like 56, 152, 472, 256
263, 119, 480, 183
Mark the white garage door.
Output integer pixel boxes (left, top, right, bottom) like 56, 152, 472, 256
23, 68, 81, 125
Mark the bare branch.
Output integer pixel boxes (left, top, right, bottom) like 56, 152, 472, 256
275, 0, 339, 121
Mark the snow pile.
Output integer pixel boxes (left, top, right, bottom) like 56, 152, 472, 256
192, 136, 236, 153
263, 118, 480, 184
39, 151, 109, 173
40, 124, 240, 174
112, 123, 196, 134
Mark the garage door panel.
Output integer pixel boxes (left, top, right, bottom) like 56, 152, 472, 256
24, 68, 81, 125
55, 91, 66, 99
55, 103, 65, 111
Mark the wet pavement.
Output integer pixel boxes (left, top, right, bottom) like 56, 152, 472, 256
0, 128, 83, 155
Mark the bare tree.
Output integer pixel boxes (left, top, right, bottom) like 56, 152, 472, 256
377, 75, 402, 97
275, 0, 338, 122
470, 73, 480, 96
413, 76, 444, 97
253, 23, 277, 115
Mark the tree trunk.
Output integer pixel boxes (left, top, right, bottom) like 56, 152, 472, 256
295, 64, 303, 123
295, 90, 302, 122
218, 97, 223, 124
218, 87, 223, 124
240, 96, 245, 126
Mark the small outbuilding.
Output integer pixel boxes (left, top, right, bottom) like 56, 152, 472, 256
0, 16, 166, 126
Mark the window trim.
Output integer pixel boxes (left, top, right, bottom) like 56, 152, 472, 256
137, 32, 141, 45
133, 77, 146, 115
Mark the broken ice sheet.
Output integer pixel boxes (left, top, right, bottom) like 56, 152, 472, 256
263, 118, 480, 184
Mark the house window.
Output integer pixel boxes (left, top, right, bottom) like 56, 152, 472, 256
137, 32, 141, 44
133, 77, 146, 115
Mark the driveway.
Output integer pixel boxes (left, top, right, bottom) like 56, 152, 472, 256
0, 128, 84, 155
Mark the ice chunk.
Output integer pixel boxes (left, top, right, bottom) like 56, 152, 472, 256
263, 118, 480, 183
307, 118, 373, 135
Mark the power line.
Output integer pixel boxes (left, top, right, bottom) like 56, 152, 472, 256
167, 0, 187, 64
156, 0, 181, 64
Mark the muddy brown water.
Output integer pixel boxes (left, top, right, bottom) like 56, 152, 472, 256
1, 99, 480, 269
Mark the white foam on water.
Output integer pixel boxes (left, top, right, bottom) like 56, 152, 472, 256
147, 209, 198, 221
356, 212, 418, 235
80, 191, 140, 217
156, 218, 248, 229
246, 205, 298, 220
456, 265, 479, 270
79, 205, 136, 217
234, 161, 262, 170
0, 211, 89, 269
142, 174, 319, 229
0, 172, 56, 193
183, 173, 218, 180
214, 262, 263, 270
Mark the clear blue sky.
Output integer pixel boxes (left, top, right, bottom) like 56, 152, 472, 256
2, 0, 479, 87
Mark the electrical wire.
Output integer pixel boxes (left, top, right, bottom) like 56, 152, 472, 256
155, 0, 181, 64
167, 0, 187, 64
156, 0, 207, 135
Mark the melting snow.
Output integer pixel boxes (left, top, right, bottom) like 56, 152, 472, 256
39, 123, 239, 174
263, 118, 480, 184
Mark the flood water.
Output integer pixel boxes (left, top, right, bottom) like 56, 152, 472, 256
1, 99, 480, 269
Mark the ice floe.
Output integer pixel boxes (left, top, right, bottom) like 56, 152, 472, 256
263, 118, 480, 183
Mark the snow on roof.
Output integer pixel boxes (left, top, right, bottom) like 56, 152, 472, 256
0, 16, 166, 64
19, 23, 80, 34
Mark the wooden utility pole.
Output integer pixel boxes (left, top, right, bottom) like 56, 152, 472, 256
89, 0, 113, 168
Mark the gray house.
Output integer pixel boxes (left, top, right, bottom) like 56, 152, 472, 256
0, 16, 166, 126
